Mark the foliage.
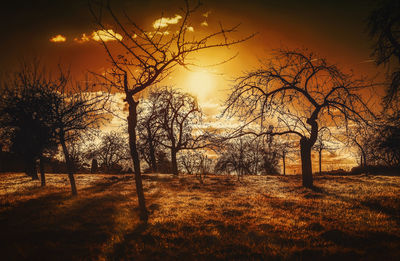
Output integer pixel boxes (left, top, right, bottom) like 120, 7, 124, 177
0, 61, 61, 178
367, 0, 400, 104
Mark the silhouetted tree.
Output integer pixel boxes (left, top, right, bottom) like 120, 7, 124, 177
155, 150, 172, 173
215, 138, 252, 180
274, 139, 295, 176
137, 90, 165, 173
369, 112, 400, 168
87, 131, 130, 173
50, 76, 106, 195
215, 136, 279, 180
179, 150, 213, 183
367, 0, 400, 105
312, 128, 335, 174
224, 49, 372, 188
0, 61, 59, 184
90, 0, 252, 222
91, 158, 98, 173
155, 88, 210, 175
343, 120, 375, 169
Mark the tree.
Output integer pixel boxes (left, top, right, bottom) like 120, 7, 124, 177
155, 88, 209, 175
224, 49, 372, 188
179, 150, 213, 183
91, 158, 98, 173
345, 122, 372, 168
367, 0, 400, 105
312, 128, 336, 174
0, 61, 59, 185
50, 76, 106, 195
87, 131, 130, 173
214, 137, 252, 180
214, 136, 279, 180
277, 141, 294, 176
137, 90, 165, 173
90, 0, 252, 221
369, 112, 400, 168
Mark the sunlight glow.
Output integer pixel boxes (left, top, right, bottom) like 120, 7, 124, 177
186, 70, 216, 102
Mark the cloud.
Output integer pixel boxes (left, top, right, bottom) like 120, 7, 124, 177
186, 26, 194, 32
201, 21, 208, 27
74, 33, 90, 43
203, 11, 211, 18
155, 31, 170, 36
153, 14, 182, 29
49, 34, 66, 42
201, 10, 211, 27
92, 29, 123, 42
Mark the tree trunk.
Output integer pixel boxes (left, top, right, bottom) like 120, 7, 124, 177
300, 137, 313, 188
127, 96, 148, 223
171, 148, 178, 175
59, 133, 77, 196
362, 150, 367, 168
39, 155, 46, 187
148, 140, 157, 173
26, 156, 39, 180
282, 151, 286, 176
319, 149, 322, 175
91, 158, 98, 173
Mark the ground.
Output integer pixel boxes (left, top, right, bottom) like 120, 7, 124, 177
0, 173, 399, 260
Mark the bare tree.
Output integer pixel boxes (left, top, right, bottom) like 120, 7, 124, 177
312, 128, 336, 174
180, 151, 200, 175
179, 150, 213, 183
137, 90, 165, 173
214, 137, 252, 180
50, 76, 107, 195
214, 136, 279, 180
224, 49, 372, 188
344, 121, 373, 169
89, 0, 252, 221
278, 141, 295, 176
155, 88, 210, 175
87, 131, 130, 173
268, 136, 296, 176
313, 136, 328, 175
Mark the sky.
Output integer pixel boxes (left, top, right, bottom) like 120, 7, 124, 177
1, 0, 379, 75
0, 0, 383, 172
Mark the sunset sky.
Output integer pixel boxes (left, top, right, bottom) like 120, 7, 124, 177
1, 0, 384, 172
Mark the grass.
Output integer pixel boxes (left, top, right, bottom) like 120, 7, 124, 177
0, 173, 399, 260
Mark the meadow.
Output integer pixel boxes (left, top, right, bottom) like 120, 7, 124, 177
0, 173, 399, 260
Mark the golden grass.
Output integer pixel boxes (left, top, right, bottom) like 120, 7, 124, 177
0, 173, 399, 260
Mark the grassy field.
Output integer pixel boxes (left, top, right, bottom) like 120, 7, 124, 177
0, 173, 399, 260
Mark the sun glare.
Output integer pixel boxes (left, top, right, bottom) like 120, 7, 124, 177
186, 70, 216, 102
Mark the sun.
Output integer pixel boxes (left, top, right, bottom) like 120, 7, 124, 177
186, 70, 216, 102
